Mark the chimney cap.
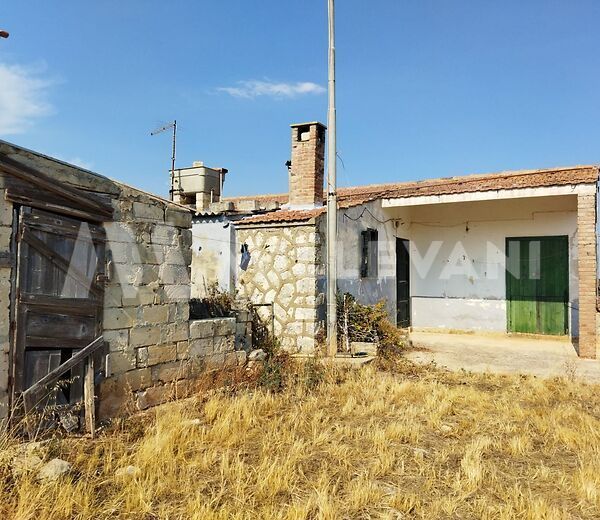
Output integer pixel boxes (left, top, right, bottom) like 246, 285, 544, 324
290, 121, 327, 129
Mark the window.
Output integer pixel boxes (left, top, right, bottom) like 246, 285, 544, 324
360, 228, 378, 278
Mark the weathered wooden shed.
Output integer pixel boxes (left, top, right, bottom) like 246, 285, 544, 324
0, 140, 197, 429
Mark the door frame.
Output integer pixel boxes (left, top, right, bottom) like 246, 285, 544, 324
396, 237, 411, 328
11, 206, 106, 412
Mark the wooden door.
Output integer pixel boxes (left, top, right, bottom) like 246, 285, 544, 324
506, 236, 569, 335
13, 207, 105, 411
396, 238, 411, 327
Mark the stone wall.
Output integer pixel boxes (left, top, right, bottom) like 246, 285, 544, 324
236, 221, 325, 353
98, 185, 195, 417
101, 316, 240, 415
0, 184, 12, 418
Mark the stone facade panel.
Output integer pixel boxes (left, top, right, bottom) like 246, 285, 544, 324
237, 221, 324, 353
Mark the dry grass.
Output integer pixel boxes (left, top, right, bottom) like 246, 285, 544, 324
2, 360, 600, 519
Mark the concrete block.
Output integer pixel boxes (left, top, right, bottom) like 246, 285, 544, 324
138, 243, 165, 265
190, 319, 215, 339
159, 264, 190, 285
163, 323, 189, 343
136, 384, 171, 410
0, 227, 12, 250
136, 347, 148, 367
151, 225, 178, 245
214, 335, 234, 354
189, 338, 213, 358
208, 201, 234, 213
108, 242, 135, 264
168, 302, 189, 322
113, 368, 152, 392
164, 247, 189, 266
103, 286, 123, 308
141, 305, 170, 324
133, 202, 164, 221
103, 308, 135, 330
179, 229, 192, 248
0, 200, 12, 226
151, 361, 189, 383
203, 353, 226, 368
215, 317, 236, 336
165, 207, 192, 228
223, 351, 238, 367
104, 329, 129, 352
127, 265, 159, 286
176, 340, 190, 360
158, 284, 191, 303
130, 325, 161, 347
121, 285, 156, 306
147, 344, 177, 366
107, 351, 136, 375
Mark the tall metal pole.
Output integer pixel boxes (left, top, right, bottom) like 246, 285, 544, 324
326, 0, 338, 357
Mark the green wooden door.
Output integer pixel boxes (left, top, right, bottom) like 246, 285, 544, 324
506, 236, 569, 335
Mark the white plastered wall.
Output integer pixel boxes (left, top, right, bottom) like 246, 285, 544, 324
191, 216, 236, 297
384, 192, 582, 335
336, 200, 409, 321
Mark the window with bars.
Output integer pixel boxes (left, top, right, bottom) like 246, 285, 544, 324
360, 228, 378, 278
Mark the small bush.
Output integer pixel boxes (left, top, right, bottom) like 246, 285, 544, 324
337, 292, 404, 359
258, 356, 288, 392
189, 283, 234, 319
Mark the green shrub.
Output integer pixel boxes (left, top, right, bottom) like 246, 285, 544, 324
337, 292, 404, 359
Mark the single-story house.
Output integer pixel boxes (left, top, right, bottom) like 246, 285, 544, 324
189, 122, 599, 358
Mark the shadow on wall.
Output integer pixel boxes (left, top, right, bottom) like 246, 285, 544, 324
335, 277, 397, 322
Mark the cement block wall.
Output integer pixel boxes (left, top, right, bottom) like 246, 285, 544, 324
100, 316, 240, 416
98, 185, 195, 417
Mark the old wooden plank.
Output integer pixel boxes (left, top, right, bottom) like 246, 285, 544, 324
0, 154, 113, 219
22, 336, 104, 408
6, 187, 112, 224
23, 211, 106, 241
27, 312, 95, 340
84, 356, 95, 438
19, 294, 99, 316
26, 336, 95, 349
22, 229, 102, 297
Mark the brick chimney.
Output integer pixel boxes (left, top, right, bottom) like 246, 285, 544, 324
288, 122, 326, 209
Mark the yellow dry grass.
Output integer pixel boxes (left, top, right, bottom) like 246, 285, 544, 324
2, 361, 600, 519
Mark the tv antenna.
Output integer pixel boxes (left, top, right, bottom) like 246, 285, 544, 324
151, 120, 177, 201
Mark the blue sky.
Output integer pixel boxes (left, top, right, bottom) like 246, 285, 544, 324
1, 1, 600, 198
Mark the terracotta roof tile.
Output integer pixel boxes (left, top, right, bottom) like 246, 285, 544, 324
336, 165, 599, 206
230, 165, 599, 224
237, 207, 324, 225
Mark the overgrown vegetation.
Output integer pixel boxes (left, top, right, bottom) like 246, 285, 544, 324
189, 282, 235, 319
2, 360, 600, 519
337, 292, 405, 359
